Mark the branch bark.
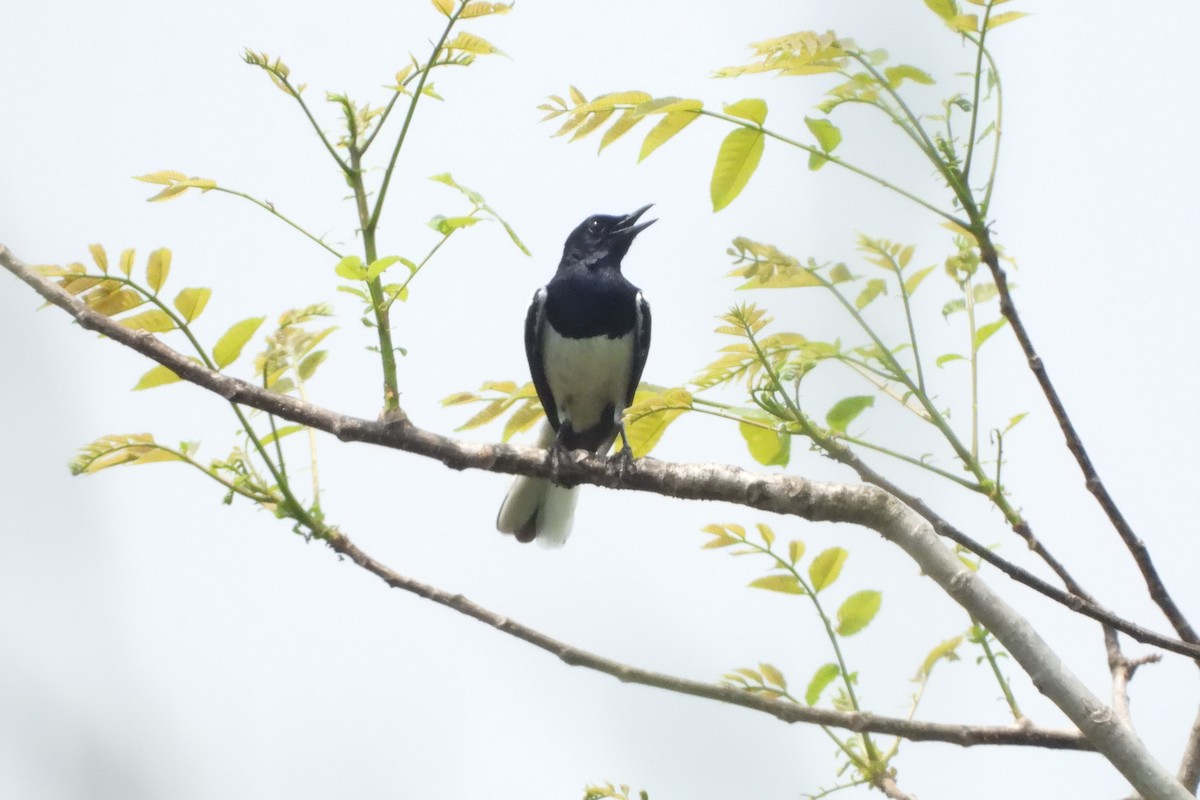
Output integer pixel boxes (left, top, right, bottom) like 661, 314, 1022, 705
1, 245, 1191, 799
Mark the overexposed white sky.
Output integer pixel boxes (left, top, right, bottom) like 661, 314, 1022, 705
3, 2, 1199, 798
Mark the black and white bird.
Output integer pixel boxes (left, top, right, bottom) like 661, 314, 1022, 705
496, 205, 655, 547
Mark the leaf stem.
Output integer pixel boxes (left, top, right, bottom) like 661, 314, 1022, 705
212, 188, 344, 258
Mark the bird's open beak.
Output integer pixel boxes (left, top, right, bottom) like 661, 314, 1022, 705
614, 204, 657, 238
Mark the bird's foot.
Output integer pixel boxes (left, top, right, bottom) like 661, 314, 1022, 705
609, 445, 636, 482
547, 441, 571, 486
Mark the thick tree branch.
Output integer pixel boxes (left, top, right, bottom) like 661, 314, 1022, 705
1, 245, 1191, 799
977, 233, 1198, 648
1179, 706, 1200, 793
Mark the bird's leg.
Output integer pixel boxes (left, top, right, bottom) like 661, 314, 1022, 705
547, 428, 571, 486
609, 422, 636, 479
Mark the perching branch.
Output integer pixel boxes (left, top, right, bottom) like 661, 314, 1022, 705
1, 244, 1191, 800
976, 232, 1198, 648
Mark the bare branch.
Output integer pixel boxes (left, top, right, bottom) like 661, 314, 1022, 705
977, 233, 1198, 647
1110, 652, 1161, 728
328, 530, 1087, 750
1, 244, 1191, 800
1179, 706, 1200, 793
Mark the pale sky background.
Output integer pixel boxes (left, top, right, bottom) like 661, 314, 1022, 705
3, 2, 1200, 798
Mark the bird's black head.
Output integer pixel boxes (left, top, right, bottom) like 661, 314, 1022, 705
562, 204, 656, 269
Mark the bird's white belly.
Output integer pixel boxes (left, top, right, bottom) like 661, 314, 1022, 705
543, 327, 634, 431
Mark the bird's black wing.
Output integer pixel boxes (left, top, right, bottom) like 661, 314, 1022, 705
524, 287, 560, 431
626, 291, 652, 408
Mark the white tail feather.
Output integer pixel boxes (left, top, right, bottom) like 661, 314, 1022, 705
495, 422, 579, 545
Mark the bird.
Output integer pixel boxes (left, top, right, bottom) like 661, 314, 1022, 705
496, 204, 655, 547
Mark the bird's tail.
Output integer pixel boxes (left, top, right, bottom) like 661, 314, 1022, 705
496, 422, 578, 547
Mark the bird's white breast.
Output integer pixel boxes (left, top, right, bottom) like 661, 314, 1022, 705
542, 326, 635, 431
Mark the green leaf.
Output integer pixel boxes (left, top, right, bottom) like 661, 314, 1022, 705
748, 574, 804, 595
825, 396, 874, 433
431, 0, 454, 15
132, 364, 182, 390
756, 523, 775, 548
805, 663, 840, 705
936, 353, 965, 367
335, 255, 366, 280
803, 117, 842, 153
297, 350, 328, 381
759, 662, 786, 690
213, 317, 265, 369
710, 127, 764, 211
724, 98, 767, 126
855, 277, 886, 309
809, 547, 848, 592
429, 215, 481, 235
951, 13, 979, 32
173, 287, 212, 322
460, 1, 512, 18
1004, 412, 1028, 433
90, 289, 144, 316
808, 151, 829, 171
739, 420, 790, 466
974, 317, 1008, 350
444, 31, 504, 56
923, 0, 957, 20
917, 636, 963, 679
885, 65, 935, 88
146, 248, 171, 294
261, 424, 304, 446
638, 109, 699, 161
120, 309, 176, 333
633, 97, 703, 116
366, 256, 400, 281
836, 590, 882, 636
829, 263, 853, 284
787, 540, 805, 565
903, 265, 936, 295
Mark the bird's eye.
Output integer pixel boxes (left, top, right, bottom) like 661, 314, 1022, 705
587, 219, 602, 233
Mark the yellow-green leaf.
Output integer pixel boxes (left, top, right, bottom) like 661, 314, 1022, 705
146, 248, 171, 294
132, 364, 183, 390
836, 590, 882, 636
904, 265, 936, 295
711, 127, 764, 211
134, 170, 188, 186
119, 248, 136, 277
570, 108, 614, 142
502, 401, 544, 442
759, 663, 786, 689
460, 1, 511, 18
974, 317, 1008, 350
445, 32, 503, 56
788, 540, 805, 565
621, 388, 692, 457
173, 287, 212, 322
756, 522, 775, 548
855, 277, 886, 309
213, 316, 265, 368
739, 421, 790, 466
951, 13, 979, 31
573, 91, 653, 114
598, 109, 644, 152
987, 10, 1030, 29
917, 636, 963, 679
923, 0, 957, 20
90, 289, 144, 317
297, 350, 328, 381
724, 98, 767, 126
120, 309, 175, 333
748, 574, 804, 595
825, 395, 874, 433
804, 117, 842, 153
335, 255, 365, 280
638, 109, 699, 161
429, 215, 481, 235
431, 0, 454, 15
809, 547, 848, 592
633, 97, 703, 116
805, 663, 840, 705
88, 244, 109, 273
884, 65, 935, 88
261, 424, 304, 446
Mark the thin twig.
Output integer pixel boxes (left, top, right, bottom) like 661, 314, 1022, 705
976, 232, 1198, 647
1178, 706, 1200, 792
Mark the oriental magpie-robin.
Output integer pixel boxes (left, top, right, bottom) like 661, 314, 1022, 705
496, 205, 655, 546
